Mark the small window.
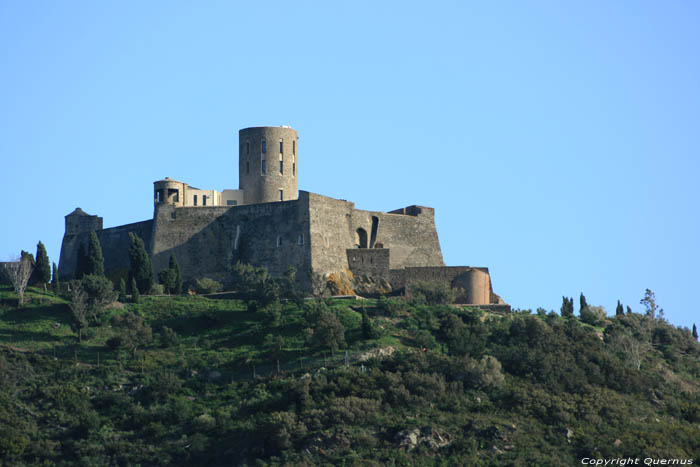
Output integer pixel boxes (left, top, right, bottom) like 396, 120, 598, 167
203, 195, 207, 206
279, 140, 283, 154
276, 235, 282, 247
246, 161, 250, 174
292, 140, 296, 155
279, 160, 283, 174
246, 141, 250, 155
227, 200, 238, 206
171, 211, 176, 220
298, 234, 304, 245
193, 195, 198, 206
293, 162, 296, 176
262, 159, 266, 174
262, 140, 266, 153
279, 189, 283, 201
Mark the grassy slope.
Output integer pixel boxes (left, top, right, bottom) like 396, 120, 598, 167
0, 285, 698, 466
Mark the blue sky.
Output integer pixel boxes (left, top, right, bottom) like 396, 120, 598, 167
2, 1, 698, 329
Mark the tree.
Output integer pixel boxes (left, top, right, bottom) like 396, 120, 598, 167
692, 324, 698, 340
579, 293, 589, 315
615, 300, 624, 316
68, 283, 88, 342
560, 296, 574, 318
75, 242, 89, 279
86, 231, 104, 276
33, 241, 51, 289
130, 277, 140, 304
232, 261, 269, 296
626, 305, 632, 315
0, 254, 34, 306
112, 312, 152, 358
158, 253, 182, 295
168, 253, 182, 295
580, 305, 606, 326
81, 274, 116, 322
128, 233, 153, 294
361, 309, 379, 339
118, 278, 127, 303
640, 289, 663, 320
309, 310, 346, 354
51, 262, 59, 294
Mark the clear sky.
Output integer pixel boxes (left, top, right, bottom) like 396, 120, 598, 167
1, 1, 698, 329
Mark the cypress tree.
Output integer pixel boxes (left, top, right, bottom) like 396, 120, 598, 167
169, 253, 182, 295
34, 241, 51, 287
626, 305, 632, 315
560, 296, 574, 318
579, 293, 589, 314
131, 277, 140, 304
615, 300, 624, 316
693, 324, 698, 340
87, 231, 105, 276
118, 278, 127, 303
128, 233, 153, 294
76, 243, 89, 279
51, 262, 59, 293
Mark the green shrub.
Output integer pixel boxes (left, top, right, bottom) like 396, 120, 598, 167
408, 281, 457, 305
193, 278, 223, 294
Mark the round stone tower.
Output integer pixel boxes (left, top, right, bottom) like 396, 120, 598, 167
239, 126, 298, 205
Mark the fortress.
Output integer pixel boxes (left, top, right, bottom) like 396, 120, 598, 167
58, 126, 506, 307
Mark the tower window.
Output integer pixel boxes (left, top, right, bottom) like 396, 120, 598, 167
246, 141, 250, 155
279, 189, 283, 201
246, 161, 250, 174
262, 159, 266, 174
203, 195, 207, 206
279, 140, 283, 154
262, 140, 266, 153
193, 195, 198, 206
292, 140, 296, 155
279, 161, 283, 174
293, 163, 296, 176
276, 235, 282, 247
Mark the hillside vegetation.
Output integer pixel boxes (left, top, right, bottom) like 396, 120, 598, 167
0, 285, 698, 466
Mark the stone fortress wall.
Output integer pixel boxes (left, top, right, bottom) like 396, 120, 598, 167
58, 125, 506, 306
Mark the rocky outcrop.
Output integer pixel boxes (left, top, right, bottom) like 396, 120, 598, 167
395, 426, 452, 452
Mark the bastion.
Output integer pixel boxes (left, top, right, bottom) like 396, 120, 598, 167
58, 126, 507, 307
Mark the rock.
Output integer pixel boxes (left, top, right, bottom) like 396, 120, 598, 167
614, 439, 622, 447
357, 346, 395, 362
395, 426, 452, 452
565, 427, 574, 443
491, 445, 505, 455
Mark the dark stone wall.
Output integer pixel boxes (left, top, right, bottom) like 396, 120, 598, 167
150, 195, 311, 288
58, 219, 152, 281
346, 248, 390, 277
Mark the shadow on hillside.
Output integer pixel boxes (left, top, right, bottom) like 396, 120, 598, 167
1, 303, 71, 325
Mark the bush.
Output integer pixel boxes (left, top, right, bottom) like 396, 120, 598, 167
193, 278, 223, 294
408, 281, 457, 305
580, 305, 606, 326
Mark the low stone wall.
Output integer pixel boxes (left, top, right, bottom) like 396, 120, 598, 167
346, 248, 390, 277
391, 266, 492, 305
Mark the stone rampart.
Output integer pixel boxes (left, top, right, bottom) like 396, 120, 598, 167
307, 193, 444, 280
391, 266, 492, 305
346, 248, 390, 277
150, 194, 311, 287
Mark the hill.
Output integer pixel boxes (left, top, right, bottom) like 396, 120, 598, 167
0, 285, 698, 465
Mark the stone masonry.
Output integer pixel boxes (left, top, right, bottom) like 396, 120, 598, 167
58, 126, 506, 305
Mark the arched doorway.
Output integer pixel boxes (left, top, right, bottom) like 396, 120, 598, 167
355, 228, 368, 248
